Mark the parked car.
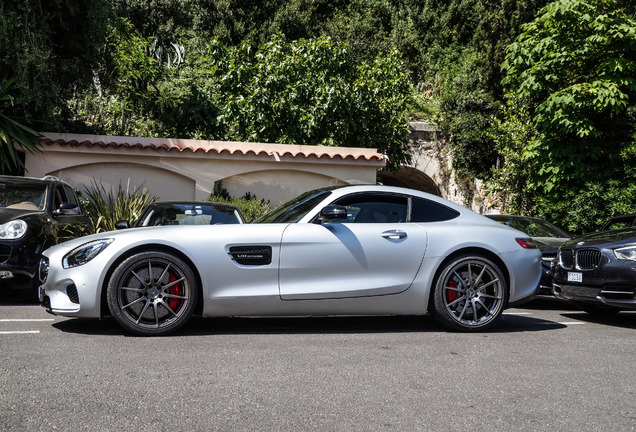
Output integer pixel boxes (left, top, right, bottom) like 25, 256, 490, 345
115, 201, 244, 229
486, 214, 570, 294
39, 185, 541, 335
553, 227, 636, 315
600, 213, 636, 231
0, 175, 88, 295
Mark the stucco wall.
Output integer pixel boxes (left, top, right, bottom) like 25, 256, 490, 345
25, 134, 384, 205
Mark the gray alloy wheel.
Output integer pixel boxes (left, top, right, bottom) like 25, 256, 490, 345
431, 254, 508, 331
107, 251, 198, 336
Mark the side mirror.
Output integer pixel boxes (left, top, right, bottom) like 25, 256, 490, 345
53, 202, 80, 216
115, 220, 131, 230
317, 205, 348, 223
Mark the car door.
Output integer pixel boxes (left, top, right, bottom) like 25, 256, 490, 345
279, 192, 428, 300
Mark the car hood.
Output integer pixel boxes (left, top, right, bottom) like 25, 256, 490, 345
533, 237, 569, 251
562, 227, 636, 248
0, 208, 45, 224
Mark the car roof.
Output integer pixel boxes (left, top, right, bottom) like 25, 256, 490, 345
0, 175, 68, 187
147, 201, 240, 210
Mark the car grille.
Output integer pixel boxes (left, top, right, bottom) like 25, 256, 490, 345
0, 245, 11, 263
576, 249, 602, 270
559, 249, 575, 269
559, 248, 602, 270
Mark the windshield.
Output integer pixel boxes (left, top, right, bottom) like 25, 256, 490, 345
0, 183, 47, 211
255, 189, 333, 224
136, 203, 243, 226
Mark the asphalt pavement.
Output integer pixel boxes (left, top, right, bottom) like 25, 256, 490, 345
1, 297, 634, 431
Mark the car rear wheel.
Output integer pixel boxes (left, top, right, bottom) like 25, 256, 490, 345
431, 254, 508, 331
107, 251, 198, 336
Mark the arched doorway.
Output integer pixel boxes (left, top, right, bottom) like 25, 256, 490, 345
378, 166, 441, 196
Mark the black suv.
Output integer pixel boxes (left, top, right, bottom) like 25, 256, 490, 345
0, 175, 88, 295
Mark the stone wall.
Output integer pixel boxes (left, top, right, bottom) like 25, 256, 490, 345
406, 122, 485, 213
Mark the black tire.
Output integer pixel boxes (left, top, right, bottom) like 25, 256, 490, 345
574, 301, 621, 317
107, 251, 198, 336
431, 254, 508, 331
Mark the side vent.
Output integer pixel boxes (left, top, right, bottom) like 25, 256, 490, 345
229, 246, 272, 265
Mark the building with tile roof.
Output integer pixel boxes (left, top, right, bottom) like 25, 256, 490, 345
25, 133, 386, 205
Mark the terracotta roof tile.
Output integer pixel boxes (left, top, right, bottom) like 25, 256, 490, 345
41, 133, 385, 162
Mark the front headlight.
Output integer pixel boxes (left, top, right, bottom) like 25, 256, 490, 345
63, 239, 114, 268
614, 246, 636, 261
0, 219, 27, 239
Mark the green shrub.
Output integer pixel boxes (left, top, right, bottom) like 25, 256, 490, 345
208, 183, 270, 223
82, 180, 157, 233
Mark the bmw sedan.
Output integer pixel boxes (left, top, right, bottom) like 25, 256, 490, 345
38, 185, 541, 335
553, 228, 636, 315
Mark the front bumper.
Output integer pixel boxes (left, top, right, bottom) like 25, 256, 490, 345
553, 283, 636, 310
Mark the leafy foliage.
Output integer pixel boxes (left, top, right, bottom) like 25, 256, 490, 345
497, 0, 636, 233
502, 0, 636, 192
81, 180, 157, 234
202, 36, 413, 168
209, 183, 271, 223
0, 0, 109, 125
0, 78, 41, 174
71, 34, 413, 168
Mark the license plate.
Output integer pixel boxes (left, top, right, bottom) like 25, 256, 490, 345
567, 272, 582, 283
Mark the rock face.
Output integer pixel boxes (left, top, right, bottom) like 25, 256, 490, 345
381, 122, 485, 213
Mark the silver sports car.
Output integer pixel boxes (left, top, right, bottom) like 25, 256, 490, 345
38, 185, 541, 335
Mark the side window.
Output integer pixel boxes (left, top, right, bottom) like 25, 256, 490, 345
63, 185, 79, 207
332, 193, 408, 223
410, 197, 459, 222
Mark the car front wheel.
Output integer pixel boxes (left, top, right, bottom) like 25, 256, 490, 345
107, 251, 198, 336
431, 254, 508, 331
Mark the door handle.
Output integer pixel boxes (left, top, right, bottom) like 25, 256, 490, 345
381, 230, 407, 240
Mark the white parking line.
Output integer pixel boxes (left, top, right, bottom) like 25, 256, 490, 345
0, 319, 54, 322
502, 312, 587, 326
543, 321, 586, 325
0, 331, 40, 334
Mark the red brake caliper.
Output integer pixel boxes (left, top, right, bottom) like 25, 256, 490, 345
446, 280, 459, 303
168, 272, 181, 310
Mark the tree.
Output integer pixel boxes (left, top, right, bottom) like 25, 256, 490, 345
0, 78, 41, 174
499, 0, 636, 232
0, 1, 110, 127
199, 35, 414, 168
72, 34, 414, 168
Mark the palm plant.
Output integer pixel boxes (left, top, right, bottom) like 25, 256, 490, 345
82, 179, 157, 233
0, 77, 41, 174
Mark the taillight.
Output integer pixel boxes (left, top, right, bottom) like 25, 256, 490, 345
515, 238, 537, 249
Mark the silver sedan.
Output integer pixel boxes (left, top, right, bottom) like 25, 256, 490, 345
38, 185, 541, 335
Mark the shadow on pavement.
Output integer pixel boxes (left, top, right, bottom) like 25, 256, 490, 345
560, 310, 636, 330
51, 312, 567, 337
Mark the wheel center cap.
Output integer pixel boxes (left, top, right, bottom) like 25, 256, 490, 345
467, 288, 476, 298
147, 286, 161, 300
